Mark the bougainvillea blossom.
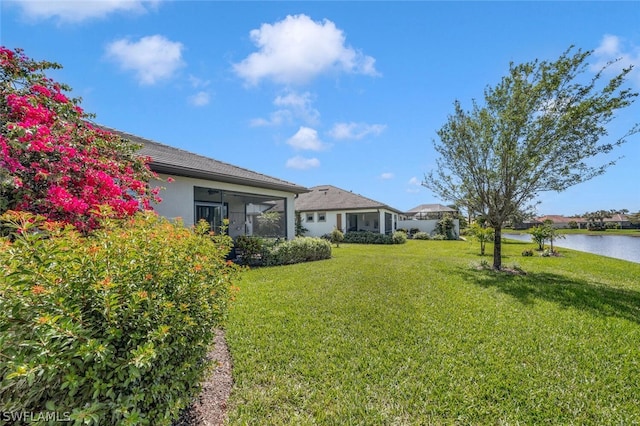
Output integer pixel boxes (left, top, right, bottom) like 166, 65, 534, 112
1, 47, 160, 232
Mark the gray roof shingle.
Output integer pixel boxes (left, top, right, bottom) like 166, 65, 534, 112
295, 185, 402, 213
102, 126, 308, 194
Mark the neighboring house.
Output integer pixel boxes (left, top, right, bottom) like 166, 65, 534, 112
404, 204, 457, 220
398, 203, 460, 236
295, 185, 403, 237
605, 213, 633, 229
110, 127, 308, 240
521, 214, 635, 230
535, 215, 586, 229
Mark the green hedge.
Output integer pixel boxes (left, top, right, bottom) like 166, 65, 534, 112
0, 211, 240, 425
342, 231, 407, 245
235, 236, 331, 267
264, 237, 332, 266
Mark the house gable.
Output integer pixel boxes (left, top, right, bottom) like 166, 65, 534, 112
295, 185, 402, 214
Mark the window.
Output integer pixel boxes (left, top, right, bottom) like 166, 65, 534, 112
306, 213, 314, 222
318, 212, 326, 222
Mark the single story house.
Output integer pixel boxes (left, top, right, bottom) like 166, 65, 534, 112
605, 213, 633, 229
295, 185, 403, 237
535, 215, 585, 229
519, 214, 633, 229
403, 203, 457, 220
398, 203, 460, 237
110, 127, 308, 240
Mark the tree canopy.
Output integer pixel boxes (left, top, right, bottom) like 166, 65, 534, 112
424, 46, 638, 269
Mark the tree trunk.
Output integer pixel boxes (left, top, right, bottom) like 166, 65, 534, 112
493, 227, 502, 270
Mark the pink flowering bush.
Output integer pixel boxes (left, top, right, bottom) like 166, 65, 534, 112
1, 47, 159, 232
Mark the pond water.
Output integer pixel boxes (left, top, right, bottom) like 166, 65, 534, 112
503, 232, 640, 264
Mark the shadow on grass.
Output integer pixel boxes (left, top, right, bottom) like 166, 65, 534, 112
455, 267, 640, 324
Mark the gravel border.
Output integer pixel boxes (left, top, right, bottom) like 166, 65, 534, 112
174, 329, 232, 426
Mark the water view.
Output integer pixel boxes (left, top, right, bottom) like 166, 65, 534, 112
504, 233, 640, 264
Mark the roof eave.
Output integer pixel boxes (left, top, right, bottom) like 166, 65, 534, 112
151, 162, 309, 194
296, 205, 403, 214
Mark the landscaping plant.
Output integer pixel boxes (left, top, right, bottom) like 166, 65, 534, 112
0, 211, 240, 425
424, 46, 639, 269
0, 47, 159, 233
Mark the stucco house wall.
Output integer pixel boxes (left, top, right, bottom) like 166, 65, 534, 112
301, 208, 399, 237
296, 185, 402, 238
151, 174, 297, 239
105, 126, 308, 240
396, 218, 460, 237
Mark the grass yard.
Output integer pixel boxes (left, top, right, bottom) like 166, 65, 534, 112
224, 240, 640, 425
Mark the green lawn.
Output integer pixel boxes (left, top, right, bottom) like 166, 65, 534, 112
224, 240, 640, 425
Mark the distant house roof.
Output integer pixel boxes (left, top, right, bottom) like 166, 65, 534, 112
295, 185, 402, 213
536, 215, 583, 223
537, 214, 630, 223
406, 204, 456, 215
102, 126, 308, 194
607, 213, 630, 222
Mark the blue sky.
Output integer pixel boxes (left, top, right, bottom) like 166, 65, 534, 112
2, 1, 639, 216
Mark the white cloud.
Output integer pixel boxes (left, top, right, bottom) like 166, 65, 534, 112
286, 126, 328, 151
251, 90, 319, 127
105, 35, 185, 85
233, 14, 379, 86
328, 122, 387, 140
407, 177, 422, 193
274, 91, 320, 124
188, 75, 210, 89
12, 0, 159, 23
591, 34, 640, 86
380, 172, 394, 180
286, 156, 320, 170
189, 91, 210, 107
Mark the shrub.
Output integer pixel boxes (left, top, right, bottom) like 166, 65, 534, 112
341, 231, 406, 245
468, 222, 495, 256
235, 235, 266, 266
330, 228, 344, 247
413, 232, 431, 240
529, 225, 550, 250
264, 237, 332, 266
435, 214, 457, 240
431, 234, 446, 240
0, 211, 240, 425
522, 249, 534, 257
392, 231, 407, 244
343, 231, 393, 245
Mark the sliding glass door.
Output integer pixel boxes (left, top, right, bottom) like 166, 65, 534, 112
195, 202, 228, 234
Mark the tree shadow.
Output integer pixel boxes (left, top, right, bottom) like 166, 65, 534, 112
455, 267, 640, 325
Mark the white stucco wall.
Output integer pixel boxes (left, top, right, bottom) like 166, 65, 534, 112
301, 209, 399, 237
396, 219, 460, 237
150, 174, 298, 240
